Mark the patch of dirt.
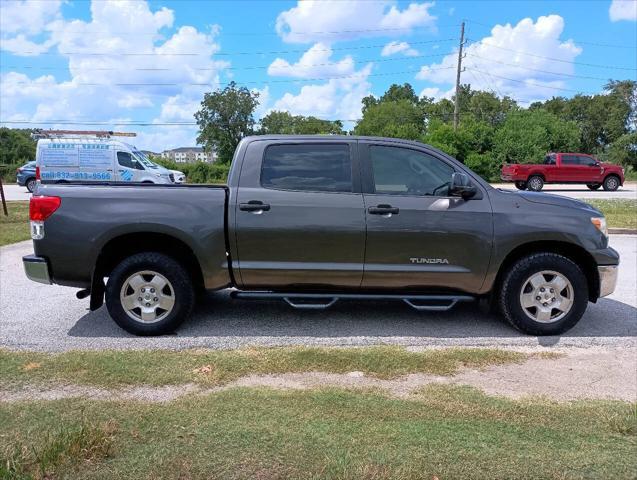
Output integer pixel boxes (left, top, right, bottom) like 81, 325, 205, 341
1, 348, 634, 403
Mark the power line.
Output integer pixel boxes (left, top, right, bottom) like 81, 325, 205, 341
465, 39, 637, 71
466, 67, 598, 94
3, 38, 456, 57
464, 19, 636, 49
2, 51, 454, 72
4, 66, 455, 87
465, 54, 619, 81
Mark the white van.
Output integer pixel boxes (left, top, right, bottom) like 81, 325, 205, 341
36, 135, 174, 184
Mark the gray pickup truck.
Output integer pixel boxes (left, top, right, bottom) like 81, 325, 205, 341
23, 135, 619, 336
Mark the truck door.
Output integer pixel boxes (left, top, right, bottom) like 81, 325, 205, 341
555, 154, 579, 182
359, 142, 493, 292
575, 154, 603, 182
234, 140, 366, 289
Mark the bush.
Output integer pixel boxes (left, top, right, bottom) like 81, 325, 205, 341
151, 157, 230, 184
0, 163, 22, 183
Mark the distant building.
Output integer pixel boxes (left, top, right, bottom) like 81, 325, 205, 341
161, 147, 216, 163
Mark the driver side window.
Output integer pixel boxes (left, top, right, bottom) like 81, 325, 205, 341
369, 145, 455, 196
117, 152, 144, 170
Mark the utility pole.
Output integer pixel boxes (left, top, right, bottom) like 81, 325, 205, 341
453, 21, 465, 131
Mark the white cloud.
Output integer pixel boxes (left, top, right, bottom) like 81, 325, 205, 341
275, 1, 436, 43
272, 64, 373, 123
416, 15, 582, 103
0, 0, 229, 151
268, 42, 355, 78
419, 86, 451, 100
0, 0, 62, 55
381, 41, 419, 57
609, 0, 637, 21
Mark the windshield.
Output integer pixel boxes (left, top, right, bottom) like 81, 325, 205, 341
132, 150, 158, 169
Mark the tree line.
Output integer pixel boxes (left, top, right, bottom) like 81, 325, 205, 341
195, 79, 636, 181
2, 79, 634, 183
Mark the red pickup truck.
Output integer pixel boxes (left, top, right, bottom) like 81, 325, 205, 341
501, 153, 625, 191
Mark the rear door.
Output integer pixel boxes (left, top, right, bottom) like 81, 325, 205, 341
360, 141, 493, 292
555, 154, 579, 182
234, 140, 366, 289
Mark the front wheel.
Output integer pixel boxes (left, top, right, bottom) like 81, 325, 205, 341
526, 176, 544, 191
603, 175, 620, 191
514, 181, 527, 190
586, 183, 601, 190
498, 253, 588, 335
105, 252, 195, 335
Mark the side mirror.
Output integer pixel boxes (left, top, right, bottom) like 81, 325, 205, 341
449, 172, 477, 199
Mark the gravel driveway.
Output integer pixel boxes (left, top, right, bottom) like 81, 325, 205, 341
1, 236, 635, 352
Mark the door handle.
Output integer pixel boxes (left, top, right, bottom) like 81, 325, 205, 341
239, 201, 271, 212
368, 204, 399, 215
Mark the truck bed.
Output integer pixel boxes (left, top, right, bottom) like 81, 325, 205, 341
33, 182, 231, 290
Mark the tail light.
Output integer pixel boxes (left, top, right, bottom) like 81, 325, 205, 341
29, 196, 60, 239
30, 196, 61, 221
35, 166, 40, 180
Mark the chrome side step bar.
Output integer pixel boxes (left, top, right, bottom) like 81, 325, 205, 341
231, 291, 474, 311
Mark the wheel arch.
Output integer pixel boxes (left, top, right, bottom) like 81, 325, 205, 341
90, 232, 205, 309
492, 240, 599, 303
527, 172, 545, 181
603, 172, 622, 185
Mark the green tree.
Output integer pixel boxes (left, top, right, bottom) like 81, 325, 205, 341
354, 99, 425, 139
493, 109, 580, 164
0, 128, 36, 165
259, 111, 344, 135
195, 82, 260, 164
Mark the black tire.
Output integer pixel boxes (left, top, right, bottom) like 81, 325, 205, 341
25, 178, 36, 193
586, 183, 601, 190
105, 252, 194, 335
526, 175, 544, 191
514, 181, 527, 190
498, 253, 588, 336
603, 175, 620, 191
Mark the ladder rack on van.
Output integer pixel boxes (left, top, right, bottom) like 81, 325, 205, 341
32, 129, 137, 139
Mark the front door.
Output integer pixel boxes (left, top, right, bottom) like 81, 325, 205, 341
574, 154, 603, 183
116, 151, 144, 182
360, 142, 493, 293
234, 141, 366, 289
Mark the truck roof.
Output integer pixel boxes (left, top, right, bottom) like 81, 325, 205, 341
242, 134, 433, 149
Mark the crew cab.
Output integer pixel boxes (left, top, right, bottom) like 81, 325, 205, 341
23, 136, 619, 336
501, 153, 625, 191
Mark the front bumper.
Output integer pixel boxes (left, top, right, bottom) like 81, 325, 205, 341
23, 255, 51, 285
598, 265, 618, 298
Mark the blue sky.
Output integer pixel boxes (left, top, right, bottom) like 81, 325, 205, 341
1, 0, 635, 151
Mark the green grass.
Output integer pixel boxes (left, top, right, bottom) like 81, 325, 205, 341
0, 347, 528, 389
1, 386, 634, 479
585, 199, 637, 230
0, 201, 29, 246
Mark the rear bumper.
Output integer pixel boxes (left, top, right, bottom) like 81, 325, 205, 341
500, 174, 515, 181
598, 265, 618, 298
23, 255, 51, 285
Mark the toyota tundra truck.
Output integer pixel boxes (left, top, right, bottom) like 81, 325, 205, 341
23, 136, 619, 336
501, 152, 625, 191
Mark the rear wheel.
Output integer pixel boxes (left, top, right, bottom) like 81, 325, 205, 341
25, 178, 36, 192
514, 181, 527, 190
105, 252, 195, 335
586, 183, 601, 190
603, 175, 620, 191
499, 253, 588, 335
527, 176, 544, 191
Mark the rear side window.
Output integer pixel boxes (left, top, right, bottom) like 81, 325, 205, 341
544, 155, 556, 165
261, 144, 352, 192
